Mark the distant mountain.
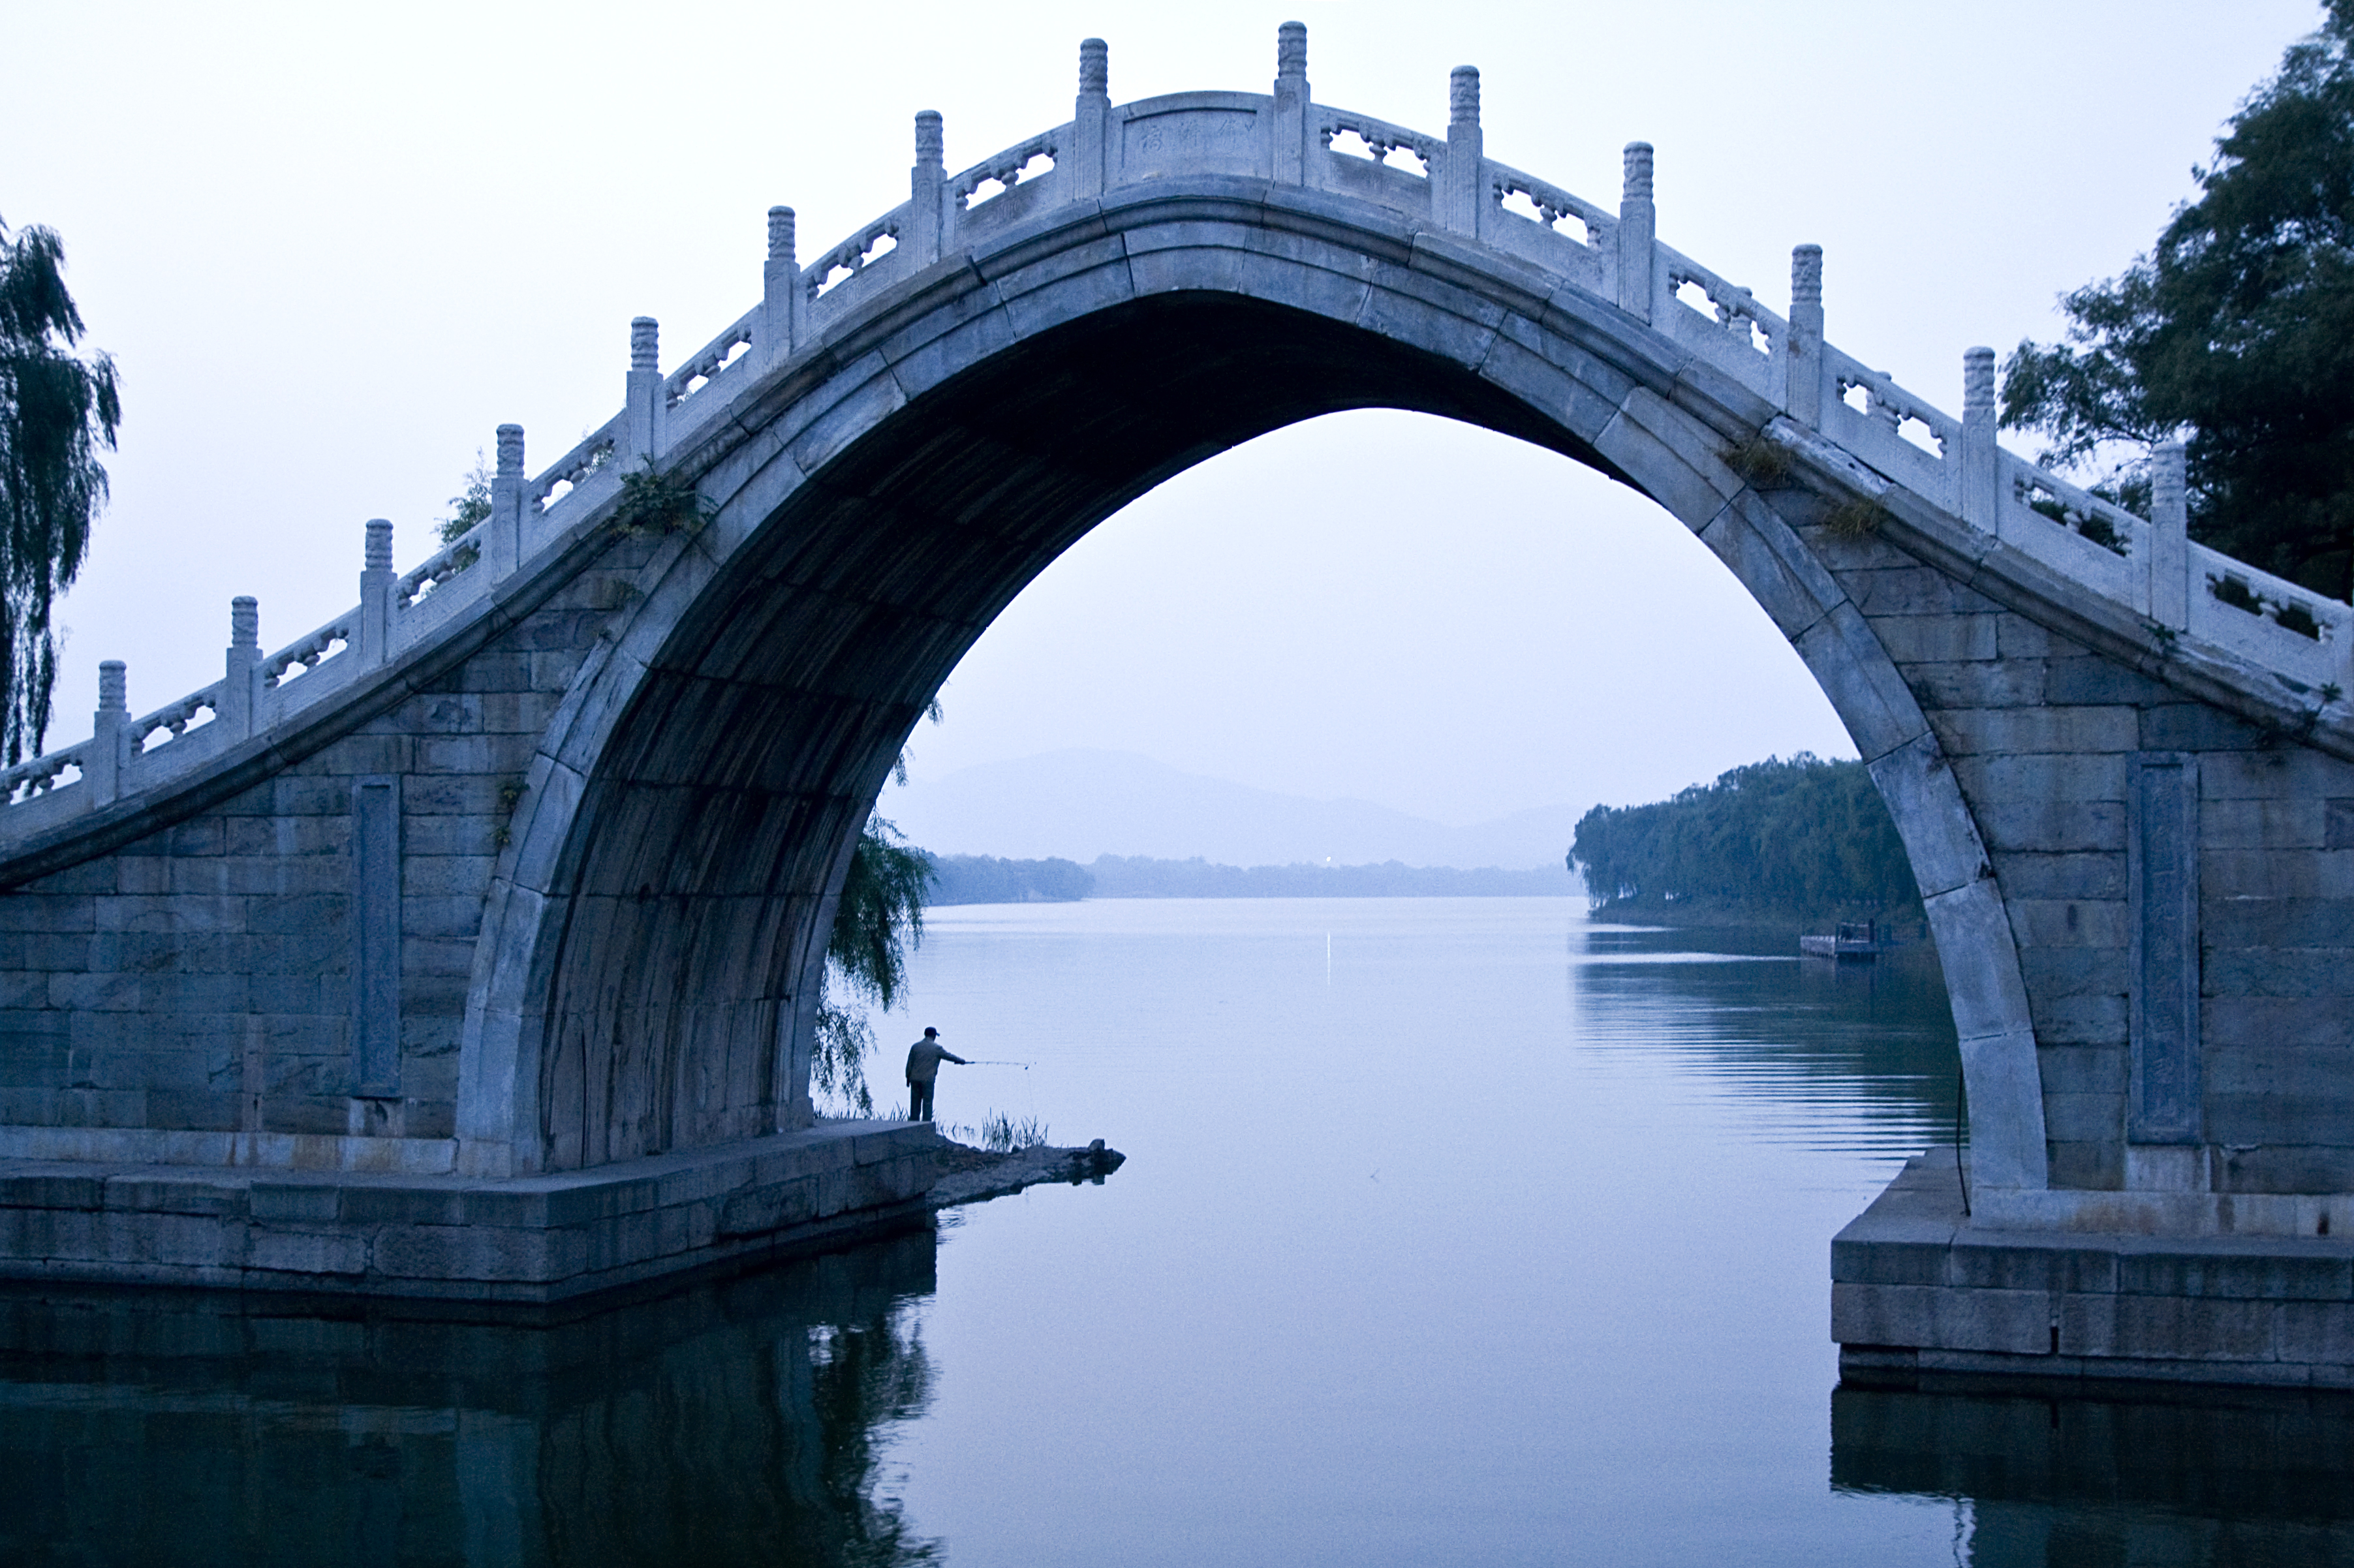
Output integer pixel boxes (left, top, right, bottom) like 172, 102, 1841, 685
878, 748, 1581, 871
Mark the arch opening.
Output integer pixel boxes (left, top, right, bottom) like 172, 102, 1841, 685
496, 279, 2033, 1188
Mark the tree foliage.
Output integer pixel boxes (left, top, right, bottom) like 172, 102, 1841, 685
811, 701, 947, 1115
1568, 754, 1919, 917
0, 219, 117, 764
2001, 1, 2354, 600
437, 453, 491, 547
928, 853, 1094, 904
811, 817, 935, 1115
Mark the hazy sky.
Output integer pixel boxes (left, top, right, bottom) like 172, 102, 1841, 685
5, 1, 2319, 827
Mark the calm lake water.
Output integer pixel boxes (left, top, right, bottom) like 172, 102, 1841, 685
7, 898, 2353, 1565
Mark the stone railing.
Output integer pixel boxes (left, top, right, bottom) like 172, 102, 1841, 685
950, 130, 1062, 213
6, 22, 2346, 846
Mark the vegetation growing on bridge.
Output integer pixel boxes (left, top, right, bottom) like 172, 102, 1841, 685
1568, 755, 1919, 922
2002, 0, 2354, 602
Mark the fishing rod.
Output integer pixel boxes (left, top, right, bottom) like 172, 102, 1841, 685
961, 1058, 1035, 1069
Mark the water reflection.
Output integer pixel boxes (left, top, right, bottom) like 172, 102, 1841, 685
1575, 920, 1964, 1157
1834, 1375, 2354, 1565
7, 904, 2342, 1564
0, 1225, 943, 1567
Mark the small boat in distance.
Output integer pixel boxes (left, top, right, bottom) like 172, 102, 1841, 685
1800, 920, 1884, 960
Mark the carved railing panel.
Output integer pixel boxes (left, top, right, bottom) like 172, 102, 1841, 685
1113, 92, 1269, 183
805, 208, 910, 329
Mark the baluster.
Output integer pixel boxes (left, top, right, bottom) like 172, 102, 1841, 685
90, 661, 125, 806
1440, 66, 1482, 237
763, 206, 801, 365
911, 111, 945, 266
1961, 348, 1999, 536
2151, 440, 2190, 632
1072, 38, 1110, 200
1870, 373, 1902, 433
1273, 22, 1309, 185
360, 520, 394, 667
1787, 245, 1823, 427
1617, 142, 1655, 322
225, 597, 258, 738
1722, 286, 1755, 343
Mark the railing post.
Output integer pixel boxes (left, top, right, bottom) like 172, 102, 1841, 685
490, 423, 524, 579
359, 519, 394, 667
1273, 21, 1309, 185
2151, 440, 2191, 632
1617, 142, 1655, 323
625, 317, 662, 465
911, 111, 945, 267
1961, 347, 1999, 534
1072, 38, 1110, 200
1786, 245, 1823, 428
90, 661, 125, 807
762, 206, 801, 366
224, 597, 258, 738
1439, 66, 1483, 237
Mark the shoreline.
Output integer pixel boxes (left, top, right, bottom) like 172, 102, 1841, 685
929, 1138, 1126, 1207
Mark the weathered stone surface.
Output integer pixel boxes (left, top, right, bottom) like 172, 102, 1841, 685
0, 49, 2339, 1373
1838, 1156, 2354, 1385
0, 1122, 999, 1300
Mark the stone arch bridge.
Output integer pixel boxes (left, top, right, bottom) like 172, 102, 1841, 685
3, 26, 2350, 1380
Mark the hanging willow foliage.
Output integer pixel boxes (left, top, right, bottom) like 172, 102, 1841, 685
0, 219, 118, 766
811, 816, 937, 1115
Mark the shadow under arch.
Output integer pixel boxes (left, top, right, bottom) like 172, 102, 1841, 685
463, 205, 2042, 1188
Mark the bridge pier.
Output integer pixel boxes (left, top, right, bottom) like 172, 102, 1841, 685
1838, 1155, 2354, 1389
0, 1122, 947, 1302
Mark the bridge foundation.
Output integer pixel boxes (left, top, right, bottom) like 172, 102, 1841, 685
1837, 1156, 2354, 1389
0, 1121, 947, 1303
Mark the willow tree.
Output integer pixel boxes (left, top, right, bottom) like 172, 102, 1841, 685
0, 219, 118, 764
807, 699, 945, 1115
811, 816, 935, 1115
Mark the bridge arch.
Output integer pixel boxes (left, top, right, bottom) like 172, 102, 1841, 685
461, 192, 2047, 1186
11, 23, 2354, 1367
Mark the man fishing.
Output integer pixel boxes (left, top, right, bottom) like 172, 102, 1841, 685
904, 1026, 967, 1122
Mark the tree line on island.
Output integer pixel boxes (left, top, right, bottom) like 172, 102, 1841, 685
1566, 753, 1920, 926
925, 853, 1570, 902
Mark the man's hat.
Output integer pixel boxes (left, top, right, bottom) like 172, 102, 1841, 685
923, 1026, 939, 1037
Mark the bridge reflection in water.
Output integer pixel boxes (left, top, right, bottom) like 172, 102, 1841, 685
0, 1228, 943, 1567
5, 904, 2354, 1563
9, 1216, 2352, 1565
1835, 1377, 2354, 1564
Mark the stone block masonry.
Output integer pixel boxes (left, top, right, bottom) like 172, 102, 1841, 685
0, 558, 648, 1169
0, 23, 2347, 1367
1837, 1154, 2354, 1388
0, 1121, 946, 1302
